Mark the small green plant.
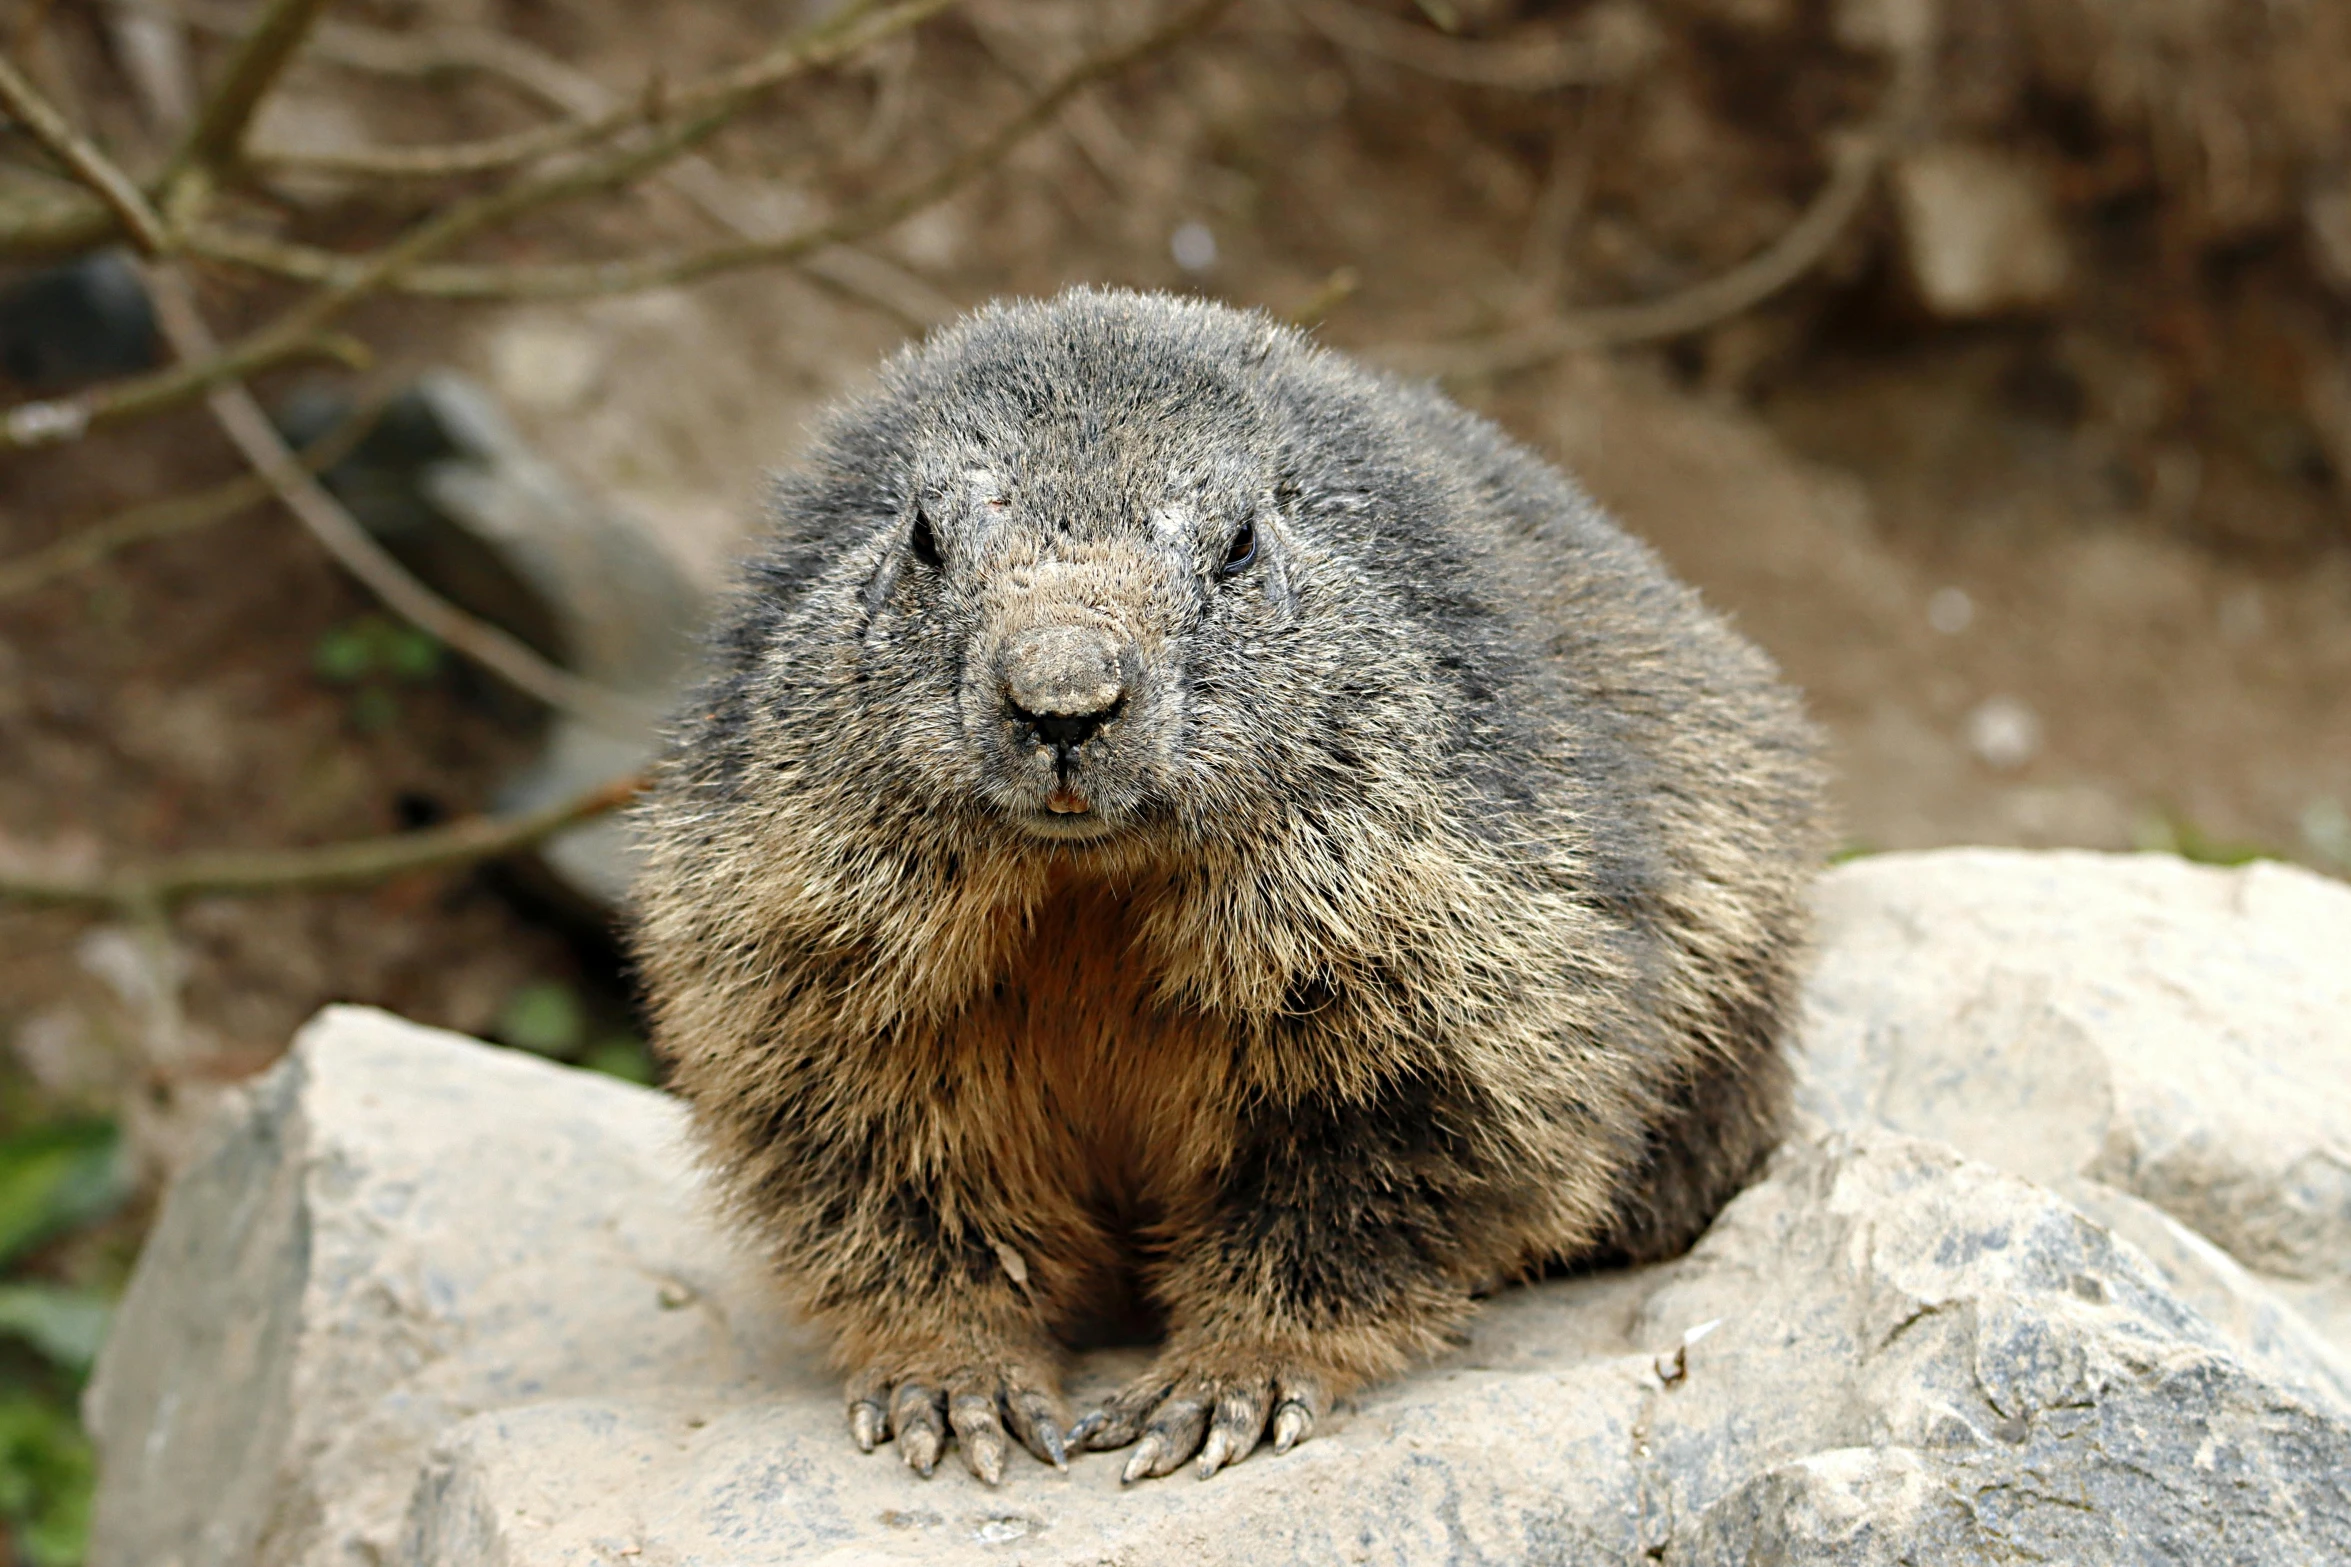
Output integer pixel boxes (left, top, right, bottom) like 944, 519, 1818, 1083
0, 1394, 93, 1567
2131, 811, 2268, 867
0, 1125, 127, 1271
582, 1036, 657, 1085
0, 1120, 131, 1567
494, 979, 589, 1060
311, 615, 445, 732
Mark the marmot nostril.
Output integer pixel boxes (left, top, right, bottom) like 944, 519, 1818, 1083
1012, 704, 1115, 751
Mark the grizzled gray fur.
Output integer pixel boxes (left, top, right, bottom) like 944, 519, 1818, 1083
632, 287, 1830, 1488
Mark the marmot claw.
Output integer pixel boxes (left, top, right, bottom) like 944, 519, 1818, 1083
847, 1365, 1069, 1484
1075, 1364, 1329, 1481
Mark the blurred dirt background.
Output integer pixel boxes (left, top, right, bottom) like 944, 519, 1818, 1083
1, 0, 2349, 1557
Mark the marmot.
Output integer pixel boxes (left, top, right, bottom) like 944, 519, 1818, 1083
633, 288, 1828, 1487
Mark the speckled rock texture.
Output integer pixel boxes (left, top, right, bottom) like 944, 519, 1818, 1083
84, 851, 2351, 1566
1799, 849, 2351, 1365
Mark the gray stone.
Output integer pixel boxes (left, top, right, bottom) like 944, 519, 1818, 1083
413, 373, 707, 910
87, 980, 2351, 1566
84, 1007, 795, 1567
1890, 144, 2071, 317
1799, 848, 2351, 1371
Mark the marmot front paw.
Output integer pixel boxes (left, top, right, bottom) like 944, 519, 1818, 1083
845, 1355, 1070, 1485
1071, 1355, 1333, 1481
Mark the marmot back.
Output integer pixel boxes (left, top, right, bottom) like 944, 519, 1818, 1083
633, 287, 1829, 1487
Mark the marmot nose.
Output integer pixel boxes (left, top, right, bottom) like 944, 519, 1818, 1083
1003, 625, 1125, 750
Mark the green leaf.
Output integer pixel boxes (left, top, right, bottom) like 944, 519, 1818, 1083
0, 1285, 113, 1374
0, 1122, 128, 1270
495, 981, 587, 1059
383, 626, 445, 683
2131, 811, 2268, 867
581, 1037, 655, 1085
311, 624, 377, 683
0, 1390, 94, 1567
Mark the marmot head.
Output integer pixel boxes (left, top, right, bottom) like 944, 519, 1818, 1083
787, 289, 1420, 852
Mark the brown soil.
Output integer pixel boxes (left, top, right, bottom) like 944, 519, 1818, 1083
3, 0, 2347, 1171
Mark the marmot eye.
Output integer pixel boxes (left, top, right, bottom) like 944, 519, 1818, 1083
909, 508, 943, 569
1221, 521, 1257, 576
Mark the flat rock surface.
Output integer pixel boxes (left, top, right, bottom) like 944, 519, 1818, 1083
1799, 848, 2351, 1369
85, 851, 2351, 1565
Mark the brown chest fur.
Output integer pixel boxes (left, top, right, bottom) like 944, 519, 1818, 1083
935, 875, 1239, 1341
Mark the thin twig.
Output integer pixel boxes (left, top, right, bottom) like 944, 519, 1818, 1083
1296, 0, 1657, 90
0, 771, 647, 910
0, 397, 383, 600
1516, 89, 1604, 296
1374, 133, 1883, 379
3, 83, 700, 449
311, 7, 957, 327
2, 0, 1218, 439
0, 51, 173, 253
0, 176, 116, 259
245, 0, 949, 180
158, 0, 334, 183
2, 0, 966, 445
140, 264, 657, 734
2, 318, 370, 450
191, 0, 1236, 302
172, 0, 590, 92
1379, 26, 1934, 379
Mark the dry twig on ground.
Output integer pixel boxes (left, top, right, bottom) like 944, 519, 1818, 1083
0, 50, 172, 253
0, 395, 384, 600
0, 773, 647, 911
142, 264, 659, 732
0, 0, 1236, 908
2, 0, 1229, 445
1296, 0, 1657, 90
177, 0, 1238, 302
1376, 35, 1933, 379
1376, 130, 1887, 379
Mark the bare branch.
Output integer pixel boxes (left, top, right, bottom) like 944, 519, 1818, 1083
0, 396, 382, 601
160, 0, 334, 179
186, 0, 938, 339
103, 0, 199, 131
2, 327, 368, 451
1375, 25, 1935, 380
172, 0, 581, 89
295, 6, 957, 326
140, 264, 658, 734
243, 0, 952, 181
0, 771, 646, 910
190, 0, 1237, 302
2, 0, 1218, 440
2, 0, 977, 441
2, 92, 669, 450
0, 174, 117, 258
1296, 0, 1658, 90
1377, 131, 1886, 380
0, 51, 172, 253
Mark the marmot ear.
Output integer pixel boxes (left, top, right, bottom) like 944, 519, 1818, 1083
909, 505, 944, 569
860, 504, 922, 614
